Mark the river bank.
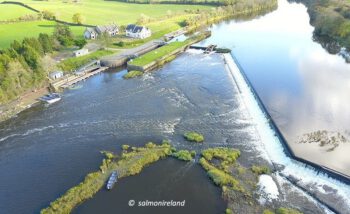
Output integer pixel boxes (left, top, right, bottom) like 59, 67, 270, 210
0, 87, 48, 122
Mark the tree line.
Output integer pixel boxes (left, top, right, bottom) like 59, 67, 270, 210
0, 24, 85, 104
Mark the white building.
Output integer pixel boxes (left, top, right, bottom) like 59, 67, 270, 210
126, 24, 152, 39
74, 49, 89, 57
49, 71, 64, 80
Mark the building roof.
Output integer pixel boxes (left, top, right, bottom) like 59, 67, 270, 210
126, 24, 150, 34
85, 27, 97, 35
95, 24, 118, 34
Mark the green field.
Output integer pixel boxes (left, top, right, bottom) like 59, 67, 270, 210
0, 4, 36, 21
0, 20, 84, 48
0, 0, 212, 48
17, 0, 212, 25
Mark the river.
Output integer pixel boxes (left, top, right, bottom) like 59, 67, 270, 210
0, 0, 350, 213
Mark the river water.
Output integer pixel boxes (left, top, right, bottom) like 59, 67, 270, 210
204, 0, 350, 177
0, 0, 350, 213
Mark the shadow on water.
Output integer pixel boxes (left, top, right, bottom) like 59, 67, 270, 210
73, 158, 226, 214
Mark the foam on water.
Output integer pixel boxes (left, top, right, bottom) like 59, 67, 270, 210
257, 174, 279, 204
223, 53, 350, 209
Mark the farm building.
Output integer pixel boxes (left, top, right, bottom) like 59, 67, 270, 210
126, 24, 152, 39
49, 71, 64, 80
84, 24, 119, 39
74, 49, 89, 57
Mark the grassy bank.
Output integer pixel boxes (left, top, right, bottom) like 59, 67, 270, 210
57, 50, 114, 72
128, 32, 209, 68
40, 142, 172, 214
129, 41, 186, 67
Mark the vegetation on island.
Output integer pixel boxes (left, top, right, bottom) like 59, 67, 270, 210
184, 131, 205, 143
123, 70, 144, 79
40, 141, 172, 214
251, 165, 271, 175
172, 149, 196, 161
264, 208, 303, 214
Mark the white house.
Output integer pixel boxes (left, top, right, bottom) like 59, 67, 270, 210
84, 24, 119, 39
49, 71, 64, 80
126, 24, 152, 39
74, 49, 89, 57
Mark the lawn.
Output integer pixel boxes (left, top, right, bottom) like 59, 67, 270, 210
129, 41, 186, 66
57, 49, 115, 72
0, 4, 36, 21
0, 20, 84, 48
111, 14, 194, 49
17, 0, 212, 25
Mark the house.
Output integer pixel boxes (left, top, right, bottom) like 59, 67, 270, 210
84, 28, 98, 39
126, 24, 152, 39
74, 49, 89, 57
49, 71, 64, 80
84, 24, 119, 39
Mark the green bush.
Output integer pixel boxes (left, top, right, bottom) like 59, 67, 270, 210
251, 165, 270, 175
122, 145, 130, 150
201, 148, 240, 163
276, 208, 302, 214
184, 131, 204, 143
226, 208, 233, 214
172, 150, 194, 161
263, 210, 275, 214
123, 70, 143, 79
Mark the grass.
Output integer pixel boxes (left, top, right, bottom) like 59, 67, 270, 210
41, 142, 172, 214
128, 41, 187, 66
112, 14, 194, 49
184, 131, 204, 143
123, 70, 144, 79
172, 150, 195, 161
0, 4, 36, 21
0, 20, 84, 48
57, 50, 114, 72
16, 0, 212, 25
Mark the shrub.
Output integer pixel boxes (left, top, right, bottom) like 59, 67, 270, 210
251, 165, 270, 175
276, 208, 302, 214
184, 131, 204, 143
226, 208, 233, 214
263, 210, 275, 214
201, 148, 240, 163
122, 145, 130, 150
123, 70, 143, 79
172, 150, 194, 161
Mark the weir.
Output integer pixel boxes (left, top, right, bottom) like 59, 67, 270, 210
223, 53, 350, 212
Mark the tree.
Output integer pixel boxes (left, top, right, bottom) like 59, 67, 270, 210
72, 13, 85, 25
41, 10, 55, 20
99, 32, 112, 47
74, 38, 87, 48
23, 37, 44, 56
54, 24, 74, 47
38, 33, 53, 54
